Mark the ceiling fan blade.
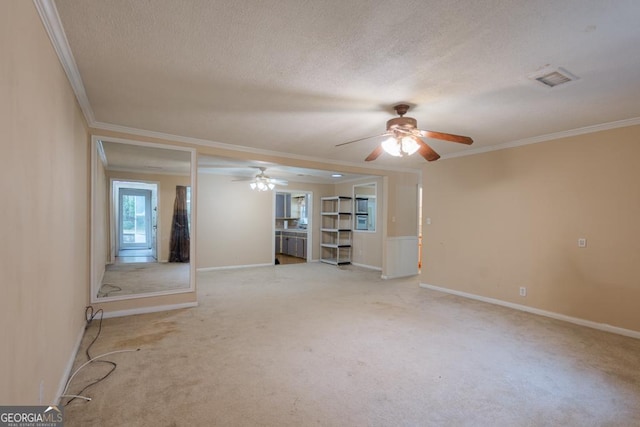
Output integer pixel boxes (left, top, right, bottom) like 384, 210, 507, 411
232, 177, 254, 182
417, 130, 473, 145
415, 137, 441, 162
268, 178, 288, 185
365, 145, 384, 162
336, 132, 391, 147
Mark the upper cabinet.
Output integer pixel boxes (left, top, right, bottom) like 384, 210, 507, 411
275, 193, 292, 218
276, 192, 308, 220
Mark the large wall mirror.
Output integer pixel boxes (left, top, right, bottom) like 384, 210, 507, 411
91, 136, 196, 302
353, 182, 377, 232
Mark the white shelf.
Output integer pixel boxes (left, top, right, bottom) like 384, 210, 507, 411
320, 257, 351, 266
320, 196, 352, 265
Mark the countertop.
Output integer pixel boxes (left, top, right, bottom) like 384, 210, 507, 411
275, 228, 308, 233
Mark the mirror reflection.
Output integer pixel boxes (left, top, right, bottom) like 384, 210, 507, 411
92, 138, 195, 300
353, 183, 376, 232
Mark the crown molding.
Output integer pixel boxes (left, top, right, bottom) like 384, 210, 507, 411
92, 121, 421, 175
34, 0, 96, 125
441, 116, 640, 160
29, 0, 419, 177
36, 0, 639, 170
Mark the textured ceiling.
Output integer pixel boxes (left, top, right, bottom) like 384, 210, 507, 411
54, 0, 640, 169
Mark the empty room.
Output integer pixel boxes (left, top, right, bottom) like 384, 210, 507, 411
2, 1, 640, 426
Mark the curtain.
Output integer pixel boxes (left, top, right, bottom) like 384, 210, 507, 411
169, 185, 190, 262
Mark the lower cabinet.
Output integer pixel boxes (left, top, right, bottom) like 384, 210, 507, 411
293, 237, 306, 258
276, 232, 306, 259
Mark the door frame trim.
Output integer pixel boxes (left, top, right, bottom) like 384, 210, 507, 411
118, 187, 152, 250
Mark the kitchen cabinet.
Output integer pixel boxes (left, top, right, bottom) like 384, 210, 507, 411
287, 236, 295, 256
275, 193, 292, 218
276, 230, 306, 259
296, 237, 306, 258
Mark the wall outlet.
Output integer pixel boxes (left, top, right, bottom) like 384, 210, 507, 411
426, 217, 431, 225
578, 238, 587, 248
519, 287, 527, 297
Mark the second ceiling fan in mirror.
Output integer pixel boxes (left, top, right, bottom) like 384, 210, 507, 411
233, 167, 288, 191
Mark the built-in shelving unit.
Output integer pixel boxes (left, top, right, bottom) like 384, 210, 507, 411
320, 196, 352, 265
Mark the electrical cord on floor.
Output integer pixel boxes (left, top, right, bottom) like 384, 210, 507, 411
97, 283, 122, 298
61, 306, 139, 406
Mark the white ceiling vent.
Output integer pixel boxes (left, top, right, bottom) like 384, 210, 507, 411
529, 66, 579, 88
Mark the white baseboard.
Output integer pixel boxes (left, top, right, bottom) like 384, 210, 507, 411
382, 272, 418, 280
55, 324, 86, 405
197, 263, 273, 272
101, 301, 198, 319
420, 283, 640, 340
352, 262, 382, 271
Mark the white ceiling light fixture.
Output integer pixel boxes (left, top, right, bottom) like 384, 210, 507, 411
233, 167, 287, 191
249, 176, 275, 191
381, 135, 421, 157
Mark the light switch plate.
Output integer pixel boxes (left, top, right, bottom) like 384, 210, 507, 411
578, 238, 587, 248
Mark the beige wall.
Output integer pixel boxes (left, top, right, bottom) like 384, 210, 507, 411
385, 172, 420, 237
0, 1, 89, 404
197, 173, 334, 268
197, 173, 274, 267
106, 171, 190, 262
421, 125, 640, 332
336, 177, 385, 269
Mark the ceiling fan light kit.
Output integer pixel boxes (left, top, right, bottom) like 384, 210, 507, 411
249, 179, 275, 191
381, 135, 420, 157
236, 166, 287, 191
337, 104, 474, 162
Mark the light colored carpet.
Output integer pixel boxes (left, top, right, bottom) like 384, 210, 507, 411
99, 262, 190, 297
67, 263, 640, 426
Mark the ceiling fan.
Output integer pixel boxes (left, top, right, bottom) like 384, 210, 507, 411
336, 104, 473, 162
233, 167, 288, 191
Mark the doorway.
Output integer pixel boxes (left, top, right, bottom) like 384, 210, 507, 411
112, 180, 159, 263
274, 191, 312, 265
119, 188, 152, 249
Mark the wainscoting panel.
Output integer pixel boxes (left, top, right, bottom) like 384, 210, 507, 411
383, 236, 419, 279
